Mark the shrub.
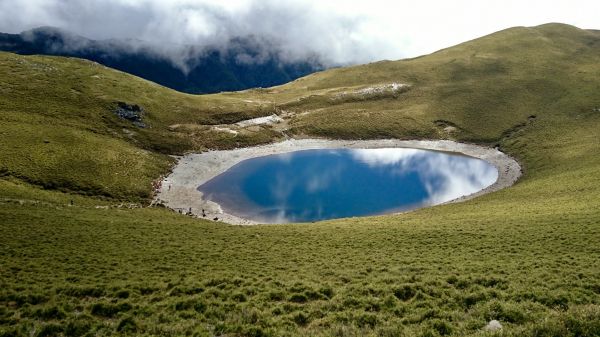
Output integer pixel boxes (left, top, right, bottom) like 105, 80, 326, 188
115, 290, 130, 299
170, 286, 205, 296
289, 293, 308, 303
462, 292, 488, 308
242, 326, 269, 337
446, 275, 458, 284
266, 291, 285, 301
474, 277, 508, 289
521, 308, 600, 337
0, 328, 19, 337
35, 323, 63, 337
90, 302, 132, 317
483, 301, 527, 324
431, 319, 453, 336
342, 296, 362, 308
117, 316, 137, 333
29, 306, 66, 320
139, 287, 157, 295
364, 299, 381, 312
304, 290, 323, 301
5, 293, 48, 306
292, 312, 309, 326
394, 285, 416, 301
383, 295, 398, 309
204, 278, 228, 288
61, 286, 105, 298
452, 278, 471, 289
319, 286, 334, 299
194, 301, 207, 313
185, 286, 205, 295
231, 292, 247, 302
356, 312, 378, 328
174, 299, 206, 313
64, 319, 91, 337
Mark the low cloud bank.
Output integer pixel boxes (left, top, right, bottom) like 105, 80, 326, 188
0, 0, 391, 70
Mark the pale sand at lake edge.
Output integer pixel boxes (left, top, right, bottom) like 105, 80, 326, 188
156, 139, 522, 225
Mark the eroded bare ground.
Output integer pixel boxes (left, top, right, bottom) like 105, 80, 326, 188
198, 82, 412, 139
155, 82, 523, 225
156, 139, 521, 226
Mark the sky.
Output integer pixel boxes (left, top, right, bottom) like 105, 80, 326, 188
0, 0, 598, 65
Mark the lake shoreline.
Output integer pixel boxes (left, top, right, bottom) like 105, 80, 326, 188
156, 139, 522, 225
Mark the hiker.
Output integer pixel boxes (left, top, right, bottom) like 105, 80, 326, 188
202, 209, 206, 217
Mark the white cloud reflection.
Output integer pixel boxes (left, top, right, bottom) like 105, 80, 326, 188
352, 148, 421, 167
350, 148, 498, 205
306, 164, 342, 193
203, 148, 499, 224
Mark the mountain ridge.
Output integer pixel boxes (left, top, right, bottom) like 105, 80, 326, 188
0, 26, 325, 94
1, 22, 599, 337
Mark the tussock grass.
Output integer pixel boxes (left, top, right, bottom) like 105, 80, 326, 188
0, 23, 599, 336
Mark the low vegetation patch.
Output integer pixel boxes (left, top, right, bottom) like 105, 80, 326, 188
0, 23, 599, 336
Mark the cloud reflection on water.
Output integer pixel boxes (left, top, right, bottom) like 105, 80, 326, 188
350, 148, 498, 205
199, 148, 498, 223
259, 153, 344, 223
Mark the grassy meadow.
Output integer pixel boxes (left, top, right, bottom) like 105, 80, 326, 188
1, 23, 599, 336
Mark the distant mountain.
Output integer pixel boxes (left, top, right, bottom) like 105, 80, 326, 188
0, 27, 324, 94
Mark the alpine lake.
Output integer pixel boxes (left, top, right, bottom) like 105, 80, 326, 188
198, 148, 498, 223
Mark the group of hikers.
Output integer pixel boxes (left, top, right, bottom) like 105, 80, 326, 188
177, 207, 219, 221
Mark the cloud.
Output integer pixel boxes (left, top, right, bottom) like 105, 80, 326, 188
0, 0, 383, 67
3, 1, 596, 71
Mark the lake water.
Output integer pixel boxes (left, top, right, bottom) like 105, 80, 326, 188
198, 148, 498, 223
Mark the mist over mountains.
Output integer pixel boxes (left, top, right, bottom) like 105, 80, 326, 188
0, 27, 325, 94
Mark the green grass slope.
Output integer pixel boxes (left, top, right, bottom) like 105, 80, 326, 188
1, 23, 599, 336
0, 53, 279, 199
235, 23, 600, 143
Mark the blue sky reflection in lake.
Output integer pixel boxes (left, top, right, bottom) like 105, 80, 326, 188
198, 148, 498, 223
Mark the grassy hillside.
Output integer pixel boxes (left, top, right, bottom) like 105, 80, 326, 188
0, 53, 280, 199
0, 27, 323, 94
1, 23, 599, 336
